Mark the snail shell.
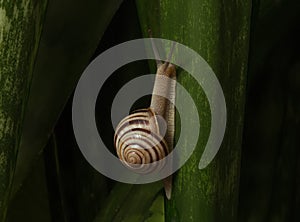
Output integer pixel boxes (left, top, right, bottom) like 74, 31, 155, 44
114, 108, 169, 174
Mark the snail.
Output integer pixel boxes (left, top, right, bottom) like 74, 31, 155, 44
114, 33, 176, 199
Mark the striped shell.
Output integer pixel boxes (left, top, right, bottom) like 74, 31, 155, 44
114, 108, 169, 174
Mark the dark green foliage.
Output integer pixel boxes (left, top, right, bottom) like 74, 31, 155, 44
0, 0, 299, 221
0, 0, 48, 220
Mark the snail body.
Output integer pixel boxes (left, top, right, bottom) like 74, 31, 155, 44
114, 37, 176, 199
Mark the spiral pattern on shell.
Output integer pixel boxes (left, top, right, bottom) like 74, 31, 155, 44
114, 108, 169, 174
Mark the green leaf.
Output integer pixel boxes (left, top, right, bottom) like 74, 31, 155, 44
6, 148, 52, 222
49, 101, 111, 222
144, 194, 165, 222
11, 0, 123, 197
93, 183, 163, 222
135, 0, 252, 221
0, 0, 48, 220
